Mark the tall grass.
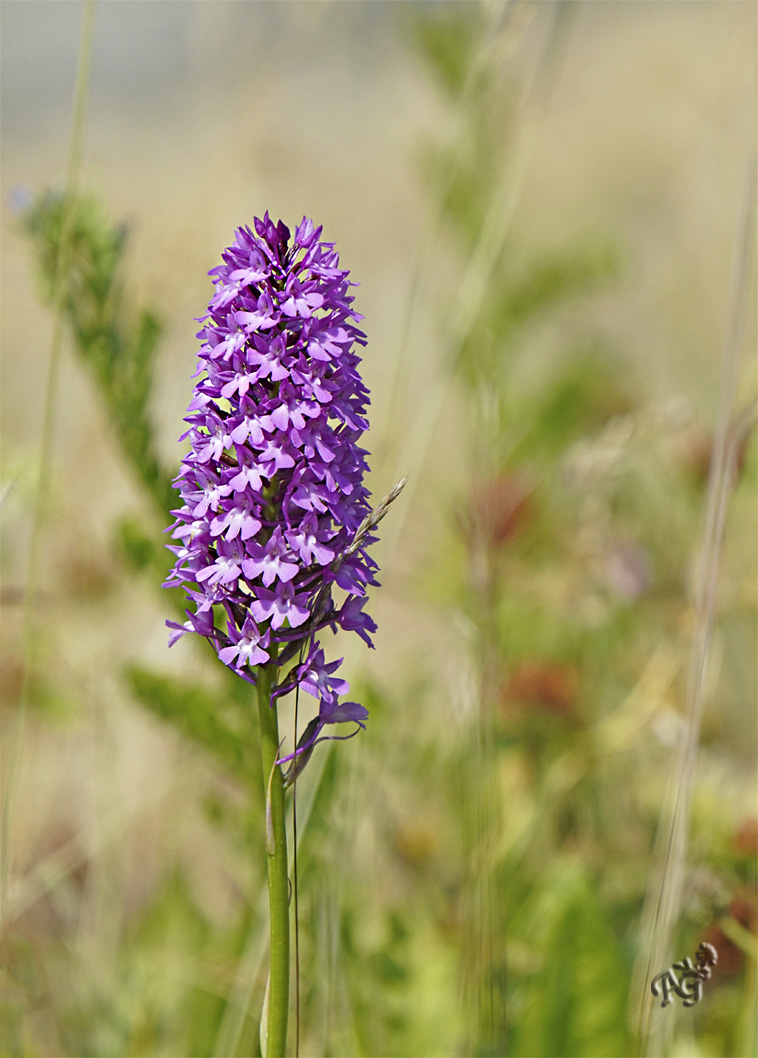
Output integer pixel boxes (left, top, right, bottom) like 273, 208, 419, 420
1, 0, 96, 927
634, 156, 757, 1057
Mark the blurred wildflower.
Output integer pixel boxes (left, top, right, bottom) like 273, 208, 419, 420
7, 184, 34, 214
164, 214, 380, 751
702, 892, 757, 979
601, 539, 651, 601
501, 661, 580, 719
733, 816, 758, 857
465, 473, 534, 550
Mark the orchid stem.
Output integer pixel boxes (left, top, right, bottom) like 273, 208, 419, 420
256, 662, 289, 1057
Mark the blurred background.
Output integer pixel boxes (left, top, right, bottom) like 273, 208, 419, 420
1, 2, 756, 1056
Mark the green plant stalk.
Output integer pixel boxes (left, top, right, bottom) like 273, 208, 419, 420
1, 0, 97, 926
256, 662, 289, 1057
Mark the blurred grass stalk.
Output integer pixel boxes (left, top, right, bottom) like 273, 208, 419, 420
256, 662, 289, 1058
403, 6, 578, 1052
0, 0, 97, 927
387, 2, 575, 553
634, 154, 756, 1056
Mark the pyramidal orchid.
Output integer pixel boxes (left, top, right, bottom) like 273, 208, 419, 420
163, 213, 403, 1056
164, 214, 383, 747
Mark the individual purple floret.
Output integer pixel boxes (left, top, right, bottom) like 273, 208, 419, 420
165, 214, 380, 757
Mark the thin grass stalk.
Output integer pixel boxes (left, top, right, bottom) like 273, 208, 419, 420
447, 10, 574, 1050
256, 661, 290, 1058
0, 0, 97, 924
634, 154, 756, 1056
386, 1, 573, 560
291, 672, 304, 1058
448, 3, 574, 351
384, 1, 512, 480
456, 399, 507, 1053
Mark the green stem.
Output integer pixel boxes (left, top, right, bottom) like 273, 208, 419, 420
1, 0, 96, 926
256, 663, 289, 1057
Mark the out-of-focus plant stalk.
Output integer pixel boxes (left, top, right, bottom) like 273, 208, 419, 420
634, 153, 756, 1056
256, 661, 289, 1057
1, 0, 96, 926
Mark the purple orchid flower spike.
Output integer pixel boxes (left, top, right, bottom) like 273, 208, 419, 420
163, 213, 407, 1057
164, 214, 405, 780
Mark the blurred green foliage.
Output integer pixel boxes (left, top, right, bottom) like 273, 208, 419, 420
126, 668, 252, 782
23, 194, 171, 515
21, 186, 262, 783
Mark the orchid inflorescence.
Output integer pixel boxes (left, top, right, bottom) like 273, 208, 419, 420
164, 213, 386, 764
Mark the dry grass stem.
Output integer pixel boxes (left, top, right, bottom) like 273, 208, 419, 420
634, 154, 756, 1055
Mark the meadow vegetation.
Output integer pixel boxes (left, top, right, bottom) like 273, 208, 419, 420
1, 4, 755, 1056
